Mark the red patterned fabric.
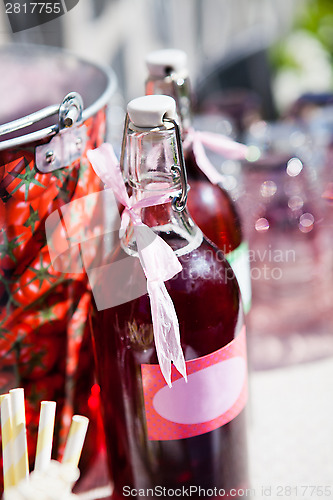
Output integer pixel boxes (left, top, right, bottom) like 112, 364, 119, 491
0, 107, 107, 488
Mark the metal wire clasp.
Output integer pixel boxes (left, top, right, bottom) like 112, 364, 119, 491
163, 117, 188, 212
119, 112, 130, 177
171, 74, 192, 134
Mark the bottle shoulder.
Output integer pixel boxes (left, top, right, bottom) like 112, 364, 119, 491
184, 144, 243, 251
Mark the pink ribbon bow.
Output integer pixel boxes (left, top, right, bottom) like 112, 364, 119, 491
87, 143, 187, 387
183, 127, 248, 185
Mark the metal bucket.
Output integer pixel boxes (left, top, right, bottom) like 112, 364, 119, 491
0, 44, 116, 483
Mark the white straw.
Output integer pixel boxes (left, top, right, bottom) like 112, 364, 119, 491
34, 401, 56, 472
0, 394, 16, 490
62, 415, 89, 468
9, 388, 29, 484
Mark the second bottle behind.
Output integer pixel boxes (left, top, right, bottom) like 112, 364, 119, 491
145, 49, 252, 313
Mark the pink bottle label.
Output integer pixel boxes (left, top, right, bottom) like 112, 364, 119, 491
141, 327, 247, 440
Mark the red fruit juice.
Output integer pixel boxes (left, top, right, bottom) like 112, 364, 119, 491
185, 147, 242, 253
90, 223, 248, 500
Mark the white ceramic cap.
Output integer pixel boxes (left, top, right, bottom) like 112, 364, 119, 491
146, 49, 188, 78
127, 95, 177, 128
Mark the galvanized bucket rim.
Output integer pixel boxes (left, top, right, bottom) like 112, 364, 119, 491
0, 43, 117, 151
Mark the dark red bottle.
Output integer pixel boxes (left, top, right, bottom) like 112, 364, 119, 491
89, 95, 249, 499
145, 49, 251, 313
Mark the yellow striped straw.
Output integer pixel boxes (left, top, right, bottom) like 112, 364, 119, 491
34, 401, 56, 472
0, 394, 16, 490
62, 415, 89, 468
9, 388, 29, 484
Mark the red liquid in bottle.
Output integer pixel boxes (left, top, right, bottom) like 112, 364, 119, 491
185, 147, 242, 253
90, 224, 248, 500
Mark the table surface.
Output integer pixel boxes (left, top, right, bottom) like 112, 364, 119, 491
76, 356, 333, 500
248, 356, 333, 499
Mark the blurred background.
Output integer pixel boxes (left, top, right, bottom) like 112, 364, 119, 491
1, 0, 332, 113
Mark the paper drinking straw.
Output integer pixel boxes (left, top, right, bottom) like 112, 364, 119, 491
34, 401, 56, 472
0, 394, 16, 490
9, 388, 29, 484
62, 415, 89, 468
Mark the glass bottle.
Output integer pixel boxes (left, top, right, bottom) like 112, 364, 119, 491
145, 49, 251, 313
89, 95, 249, 499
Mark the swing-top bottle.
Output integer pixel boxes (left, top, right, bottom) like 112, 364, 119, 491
145, 49, 252, 313
89, 95, 249, 499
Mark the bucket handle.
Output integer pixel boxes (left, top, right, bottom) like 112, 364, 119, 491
0, 92, 84, 152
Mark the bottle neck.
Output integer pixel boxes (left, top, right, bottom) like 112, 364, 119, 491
145, 74, 192, 137
127, 125, 180, 193
122, 124, 202, 256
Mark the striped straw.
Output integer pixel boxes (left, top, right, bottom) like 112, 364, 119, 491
34, 401, 56, 472
9, 388, 29, 484
0, 394, 16, 490
62, 415, 89, 468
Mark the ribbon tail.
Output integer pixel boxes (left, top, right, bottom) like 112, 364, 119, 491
192, 138, 226, 185
147, 281, 187, 387
196, 131, 248, 160
87, 143, 131, 207
119, 210, 130, 238
134, 224, 185, 386
134, 225, 182, 282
